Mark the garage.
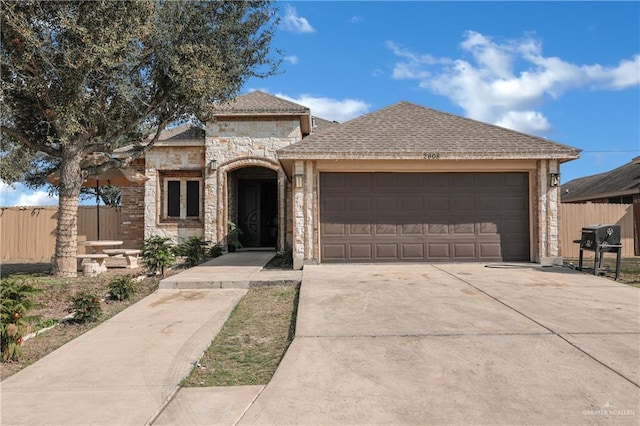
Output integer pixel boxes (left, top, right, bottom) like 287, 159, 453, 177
320, 172, 530, 262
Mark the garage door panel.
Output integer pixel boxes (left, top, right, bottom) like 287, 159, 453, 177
375, 220, 398, 235
427, 223, 449, 235
348, 198, 371, 211
453, 243, 476, 258
479, 243, 502, 259
320, 172, 529, 262
375, 198, 397, 212
375, 244, 398, 259
322, 222, 346, 236
322, 197, 345, 214
401, 222, 424, 235
452, 222, 475, 235
323, 244, 346, 260
427, 243, 450, 259
398, 197, 422, 211
401, 243, 424, 259
349, 223, 372, 235
350, 244, 372, 260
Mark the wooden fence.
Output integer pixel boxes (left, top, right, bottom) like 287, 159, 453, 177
1, 203, 636, 262
1, 206, 122, 262
561, 203, 635, 258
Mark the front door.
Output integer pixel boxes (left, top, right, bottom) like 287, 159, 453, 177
238, 179, 278, 248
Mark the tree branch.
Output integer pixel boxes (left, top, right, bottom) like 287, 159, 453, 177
0, 126, 61, 157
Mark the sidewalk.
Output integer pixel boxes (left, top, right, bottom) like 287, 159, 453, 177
0, 251, 296, 426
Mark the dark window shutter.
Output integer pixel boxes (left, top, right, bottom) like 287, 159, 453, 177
186, 181, 200, 217
167, 181, 180, 217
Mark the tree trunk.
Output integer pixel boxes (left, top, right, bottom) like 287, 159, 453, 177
53, 150, 84, 277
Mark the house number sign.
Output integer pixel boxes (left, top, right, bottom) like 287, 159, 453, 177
423, 152, 441, 159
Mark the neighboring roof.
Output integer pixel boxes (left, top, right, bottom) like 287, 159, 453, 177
113, 124, 204, 156
311, 116, 339, 132
278, 101, 581, 161
212, 90, 309, 116
162, 125, 205, 141
562, 159, 640, 202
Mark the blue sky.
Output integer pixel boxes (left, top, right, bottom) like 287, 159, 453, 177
2, 1, 638, 206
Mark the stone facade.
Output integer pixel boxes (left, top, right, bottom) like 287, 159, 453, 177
128, 116, 303, 249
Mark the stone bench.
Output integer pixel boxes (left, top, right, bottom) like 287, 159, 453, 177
77, 253, 109, 273
103, 249, 142, 269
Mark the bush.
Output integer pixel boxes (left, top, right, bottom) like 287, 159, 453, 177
67, 292, 102, 323
0, 275, 42, 361
174, 236, 210, 267
108, 276, 136, 301
207, 243, 224, 259
141, 236, 175, 276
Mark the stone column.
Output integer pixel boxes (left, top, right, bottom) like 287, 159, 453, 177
292, 160, 305, 269
537, 159, 562, 265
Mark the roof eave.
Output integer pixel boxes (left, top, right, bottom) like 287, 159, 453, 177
277, 151, 581, 161
562, 187, 640, 203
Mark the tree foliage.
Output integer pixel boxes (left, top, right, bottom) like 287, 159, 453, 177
0, 0, 280, 276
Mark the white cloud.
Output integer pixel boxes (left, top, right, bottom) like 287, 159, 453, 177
275, 93, 370, 122
282, 5, 315, 33
495, 111, 552, 134
349, 16, 363, 23
387, 31, 640, 134
284, 55, 299, 65
0, 181, 57, 207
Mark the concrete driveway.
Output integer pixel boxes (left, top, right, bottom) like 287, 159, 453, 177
239, 263, 640, 425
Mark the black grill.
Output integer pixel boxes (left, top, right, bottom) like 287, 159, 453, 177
575, 224, 622, 280
580, 224, 621, 250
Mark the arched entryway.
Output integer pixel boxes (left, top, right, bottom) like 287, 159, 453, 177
216, 157, 287, 250
232, 166, 278, 248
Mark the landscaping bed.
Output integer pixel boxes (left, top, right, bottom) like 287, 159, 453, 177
0, 263, 163, 381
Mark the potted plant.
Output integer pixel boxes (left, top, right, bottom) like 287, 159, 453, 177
227, 221, 243, 252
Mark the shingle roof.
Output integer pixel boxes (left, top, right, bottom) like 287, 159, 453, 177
278, 101, 581, 161
311, 116, 339, 132
562, 159, 640, 202
212, 90, 309, 115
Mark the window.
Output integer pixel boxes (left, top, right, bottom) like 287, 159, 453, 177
161, 172, 202, 221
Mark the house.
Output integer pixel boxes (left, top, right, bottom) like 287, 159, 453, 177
561, 157, 640, 255
562, 157, 640, 204
117, 91, 581, 269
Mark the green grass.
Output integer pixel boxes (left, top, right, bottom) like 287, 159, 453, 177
566, 256, 640, 287
182, 283, 300, 387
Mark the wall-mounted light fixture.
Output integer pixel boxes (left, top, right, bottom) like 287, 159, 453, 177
208, 159, 217, 173
549, 173, 560, 187
294, 173, 304, 189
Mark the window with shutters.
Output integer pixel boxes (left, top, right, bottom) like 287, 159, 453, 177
160, 171, 203, 222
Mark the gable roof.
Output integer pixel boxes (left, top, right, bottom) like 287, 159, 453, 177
278, 101, 581, 161
562, 158, 640, 202
212, 90, 309, 116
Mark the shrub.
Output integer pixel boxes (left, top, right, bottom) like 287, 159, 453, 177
141, 236, 175, 276
174, 236, 210, 267
207, 243, 224, 259
0, 275, 42, 361
108, 276, 136, 301
67, 292, 102, 323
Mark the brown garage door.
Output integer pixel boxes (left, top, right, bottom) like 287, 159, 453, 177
320, 172, 530, 262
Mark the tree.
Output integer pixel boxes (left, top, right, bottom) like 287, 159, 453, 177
1, 0, 279, 276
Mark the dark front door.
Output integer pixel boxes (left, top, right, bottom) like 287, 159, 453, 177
238, 179, 277, 248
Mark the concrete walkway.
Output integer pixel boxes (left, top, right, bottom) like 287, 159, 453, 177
239, 264, 640, 425
0, 251, 298, 426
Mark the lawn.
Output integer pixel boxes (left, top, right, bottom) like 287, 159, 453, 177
564, 256, 640, 287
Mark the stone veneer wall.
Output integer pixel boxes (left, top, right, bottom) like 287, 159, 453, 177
143, 145, 205, 242
203, 117, 302, 246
